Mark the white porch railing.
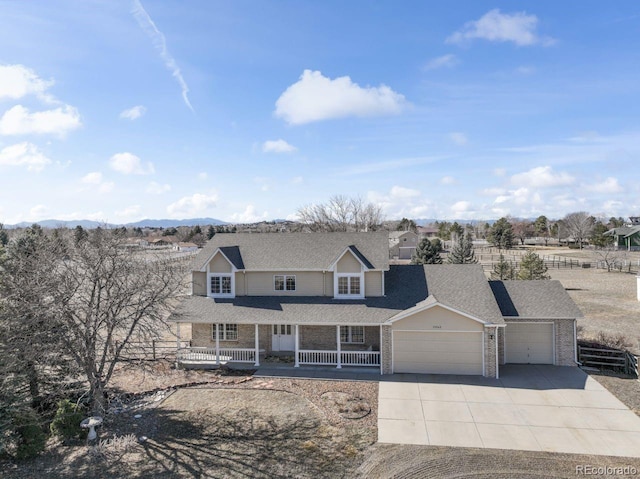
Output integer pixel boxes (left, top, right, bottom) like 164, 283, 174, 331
177, 347, 257, 363
298, 350, 380, 367
341, 351, 381, 366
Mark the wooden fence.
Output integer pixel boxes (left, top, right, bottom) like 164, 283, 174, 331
116, 340, 191, 360
578, 344, 638, 377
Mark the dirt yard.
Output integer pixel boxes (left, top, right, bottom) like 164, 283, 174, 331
1, 363, 377, 479
546, 267, 640, 351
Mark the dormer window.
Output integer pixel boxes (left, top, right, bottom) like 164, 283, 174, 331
209, 273, 234, 297
338, 276, 360, 295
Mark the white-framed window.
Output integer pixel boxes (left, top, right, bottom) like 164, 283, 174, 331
209, 273, 233, 297
274, 275, 296, 291
340, 326, 364, 344
212, 323, 238, 341
336, 274, 362, 297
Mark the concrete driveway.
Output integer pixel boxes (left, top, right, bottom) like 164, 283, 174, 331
378, 365, 640, 457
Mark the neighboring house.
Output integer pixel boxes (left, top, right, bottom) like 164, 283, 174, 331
174, 242, 199, 252
389, 230, 419, 259
171, 232, 580, 378
605, 226, 640, 251
417, 226, 439, 238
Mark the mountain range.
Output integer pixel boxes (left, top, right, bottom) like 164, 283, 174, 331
4, 218, 228, 229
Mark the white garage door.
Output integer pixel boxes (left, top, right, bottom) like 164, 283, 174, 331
505, 322, 554, 364
393, 331, 483, 375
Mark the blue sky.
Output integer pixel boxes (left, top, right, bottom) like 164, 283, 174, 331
1, 1, 639, 224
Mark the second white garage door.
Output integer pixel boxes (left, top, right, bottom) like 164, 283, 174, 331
393, 331, 483, 375
505, 322, 554, 364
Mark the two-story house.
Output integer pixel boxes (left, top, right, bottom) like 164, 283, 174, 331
172, 232, 581, 377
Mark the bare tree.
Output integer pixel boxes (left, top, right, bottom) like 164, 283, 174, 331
510, 218, 534, 246
297, 195, 383, 232
563, 212, 594, 249
1, 228, 186, 416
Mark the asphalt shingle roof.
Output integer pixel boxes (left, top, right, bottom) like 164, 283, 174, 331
192, 232, 389, 272
489, 280, 583, 319
172, 264, 506, 325
423, 264, 505, 324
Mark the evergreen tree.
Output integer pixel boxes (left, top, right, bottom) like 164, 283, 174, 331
397, 218, 417, 232
430, 238, 443, 254
490, 254, 516, 280
449, 222, 464, 241
487, 217, 514, 249
517, 251, 550, 280
590, 221, 614, 248
448, 232, 477, 264
206, 225, 216, 240
0, 224, 8, 247
411, 238, 443, 264
73, 225, 88, 245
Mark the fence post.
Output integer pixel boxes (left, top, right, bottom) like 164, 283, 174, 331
152, 340, 156, 360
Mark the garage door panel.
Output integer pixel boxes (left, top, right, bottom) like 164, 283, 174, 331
393, 331, 483, 375
506, 322, 554, 364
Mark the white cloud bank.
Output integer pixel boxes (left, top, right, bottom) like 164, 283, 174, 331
0, 105, 81, 137
0, 64, 54, 101
109, 152, 155, 175
146, 181, 171, 194
120, 105, 146, 120
510, 166, 574, 188
262, 139, 297, 153
0, 142, 51, 172
274, 70, 407, 125
447, 9, 555, 46
80, 171, 113, 193
229, 204, 269, 223
166, 193, 218, 218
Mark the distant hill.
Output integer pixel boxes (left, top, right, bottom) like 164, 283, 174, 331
124, 218, 227, 228
5, 217, 227, 229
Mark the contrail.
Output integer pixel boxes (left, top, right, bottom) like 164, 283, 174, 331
131, 0, 194, 112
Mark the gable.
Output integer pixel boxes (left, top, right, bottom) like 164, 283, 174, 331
336, 250, 363, 273
209, 251, 233, 273
393, 304, 485, 331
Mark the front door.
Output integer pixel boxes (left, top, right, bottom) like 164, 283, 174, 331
272, 324, 294, 351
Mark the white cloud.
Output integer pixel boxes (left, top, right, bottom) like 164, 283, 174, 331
81, 171, 103, 184
390, 186, 421, 199
109, 152, 154, 175
584, 177, 623, 194
449, 132, 468, 145
198, 172, 208, 180
132, 0, 193, 111
0, 64, 54, 101
115, 205, 141, 219
480, 187, 507, 196
0, 142, 51, 171
440, 176, 456, 185
29, 204, 49, 220
146, 181, 171, 194
79, 171, 114, 193
450, 201, 475, 218
510, 166, 574, 188
446, 9, 555, 46
262, 139, 297, 153
229, 204, 268, 223
493, 168, 507, 177
120, 105, 146, 120
274, 70, 407, 125
423, 54, 459, 71
0, 105, 81, 137
166, 192, 218, 218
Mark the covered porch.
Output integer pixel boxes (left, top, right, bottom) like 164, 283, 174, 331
174, 322, 382, 372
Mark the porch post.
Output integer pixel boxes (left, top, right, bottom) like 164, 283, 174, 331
175, 322, 181, 366
336, 325, 342, 369
215, 323, 220, 365
294, 324, 300, 367
254, 323, 260, 367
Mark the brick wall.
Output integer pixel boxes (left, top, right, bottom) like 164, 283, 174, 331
191, 323, 270, 351
484, 326, 498, 378
381, 325, 392, 374
299, 325, 381, 351
497, 327, 505, 365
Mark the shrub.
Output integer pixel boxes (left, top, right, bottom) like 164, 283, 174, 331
12, 408, 47, 460
50, 399, 86, 442
595, 331, 633, 351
